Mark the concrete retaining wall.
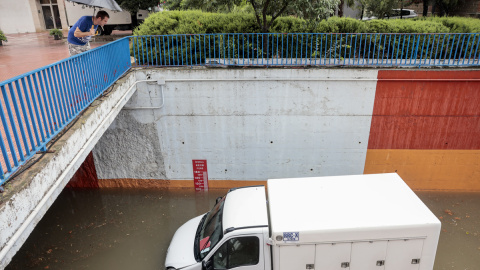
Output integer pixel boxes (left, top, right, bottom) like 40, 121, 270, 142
92, 68, 378, 186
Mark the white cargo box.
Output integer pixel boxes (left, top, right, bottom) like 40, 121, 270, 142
267, 173, 441, 270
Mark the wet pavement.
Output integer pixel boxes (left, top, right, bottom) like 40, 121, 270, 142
5, 188, 480, 270
0, 31, 130, 82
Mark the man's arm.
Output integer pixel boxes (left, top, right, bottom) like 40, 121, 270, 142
73, 26, 95, 38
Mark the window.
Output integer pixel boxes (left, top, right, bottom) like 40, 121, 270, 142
213, 237, 260, 269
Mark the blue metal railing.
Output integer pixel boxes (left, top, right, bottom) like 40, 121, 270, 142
131, 33, 480, 67
0, 37, 131, 185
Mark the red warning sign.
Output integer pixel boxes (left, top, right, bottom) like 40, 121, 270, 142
192, 160, 209, 191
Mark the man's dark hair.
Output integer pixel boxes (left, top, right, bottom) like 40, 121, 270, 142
96, 11, 110, 19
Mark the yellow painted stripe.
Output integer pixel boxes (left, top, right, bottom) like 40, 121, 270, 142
98, 179, 267, 189
364, 149, 480, 191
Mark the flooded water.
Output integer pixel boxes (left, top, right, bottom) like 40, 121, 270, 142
6, 188, 480, 270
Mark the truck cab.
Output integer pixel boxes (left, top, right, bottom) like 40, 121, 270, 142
165, 186, 271, 270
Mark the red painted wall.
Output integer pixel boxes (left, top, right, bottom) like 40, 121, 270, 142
368, 70, 480, 149
66, 152, 99, 188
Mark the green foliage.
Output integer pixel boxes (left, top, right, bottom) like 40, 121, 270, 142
164, 0, 340, 32
49, 29, 63, 38
118, 0, 159, 13
315, 17, 368, 33
134, 10, 261, 35
0, 29, 7, 42
132, 11, 480, 66
286, 0, 340, 22
420, 16, 480, 33
365, 19, 448, 33
136, 11, 480, 36
365, 0, 398, 18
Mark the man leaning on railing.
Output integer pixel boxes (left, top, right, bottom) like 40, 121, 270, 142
67, 11, 110, 56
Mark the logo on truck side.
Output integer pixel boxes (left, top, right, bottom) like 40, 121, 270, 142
283, 232, 299, 241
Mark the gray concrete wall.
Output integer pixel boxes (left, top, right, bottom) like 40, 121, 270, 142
0, 0, 36, 34
93, 68, 378, 183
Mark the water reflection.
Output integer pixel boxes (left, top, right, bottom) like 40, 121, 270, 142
6, 189, 480, 270
7, 188, 227, 270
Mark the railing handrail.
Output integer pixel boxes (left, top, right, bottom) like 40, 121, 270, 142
130, 33, 480, 37
130, 33, 480, 68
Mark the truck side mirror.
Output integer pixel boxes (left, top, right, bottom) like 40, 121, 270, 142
202, 259, 213, 270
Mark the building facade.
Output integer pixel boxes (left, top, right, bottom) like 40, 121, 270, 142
0, 0, 69, 34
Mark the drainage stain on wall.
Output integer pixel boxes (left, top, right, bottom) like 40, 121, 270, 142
92, 110, 167, 183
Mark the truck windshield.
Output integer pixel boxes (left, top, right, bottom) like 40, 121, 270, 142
196, 196, 225, 260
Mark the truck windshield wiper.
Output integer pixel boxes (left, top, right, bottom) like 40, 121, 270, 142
194, 214, 208, 261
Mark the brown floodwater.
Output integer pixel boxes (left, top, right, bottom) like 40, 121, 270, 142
5, 188, 480, 270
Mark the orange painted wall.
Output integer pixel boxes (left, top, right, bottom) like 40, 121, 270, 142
365, 70, 480, 191
364, 149, 480, 191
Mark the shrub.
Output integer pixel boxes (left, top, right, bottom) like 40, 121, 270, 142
132, 11, 480, 65
49, 29, 63, 38
134, 10, 261, 35
420, 16, 480, 33
134, 11, 480, 35
0, 29, 7, 42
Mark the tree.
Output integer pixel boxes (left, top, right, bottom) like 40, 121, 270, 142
432, 0, 464, 16
118, 0, 160, 14
366, 0, 398, 18
164, 0, 340, 32
286, 0, 341, 22
345, 0, 369, 19
422, 0, 429, 16
118, 0, 159, 27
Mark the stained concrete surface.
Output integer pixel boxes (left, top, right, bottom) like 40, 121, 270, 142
5, 188, 480, 270
92, 111, 167, 180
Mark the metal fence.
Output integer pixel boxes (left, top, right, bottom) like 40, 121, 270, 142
132, 33, 480, 67
0, 37, 131, 184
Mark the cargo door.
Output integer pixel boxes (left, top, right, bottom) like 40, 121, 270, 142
315, 243, 352, 269
385, 239, 424, 270
279, 245, 315, 270
350, 241, 387, 270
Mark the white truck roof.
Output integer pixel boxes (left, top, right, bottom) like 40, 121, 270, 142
268, 173, 441, 244
223, 186, 268, 231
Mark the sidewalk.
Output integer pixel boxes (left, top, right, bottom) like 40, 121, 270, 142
0, 31, 130, 82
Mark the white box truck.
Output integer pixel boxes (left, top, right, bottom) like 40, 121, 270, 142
165, 173, 441, 270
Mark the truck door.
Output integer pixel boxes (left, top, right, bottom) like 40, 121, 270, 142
315, 243, 352, 269
209, 235, 264, 270
385, 239, 424, 270
279, 245, 315, 270
350, 241, 387, 270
